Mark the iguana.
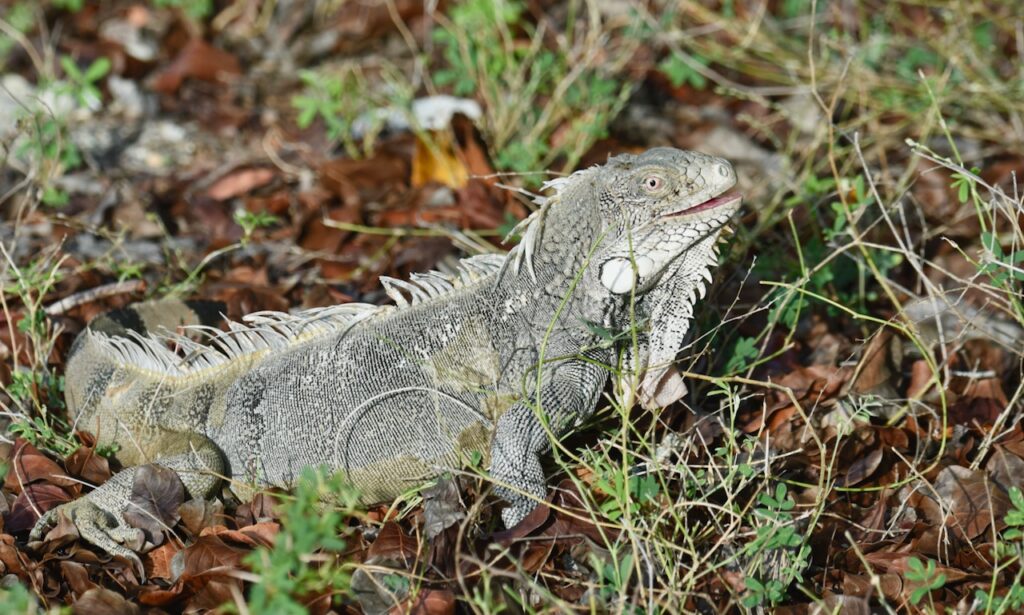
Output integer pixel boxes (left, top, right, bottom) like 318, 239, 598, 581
29, 148, 741, 570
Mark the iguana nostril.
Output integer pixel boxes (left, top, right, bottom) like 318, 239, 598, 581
716, 164, 731, 178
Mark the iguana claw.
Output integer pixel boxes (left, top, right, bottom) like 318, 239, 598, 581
31, 499, 146, 580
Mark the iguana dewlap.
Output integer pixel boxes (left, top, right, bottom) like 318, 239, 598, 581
31, 148, 741, 568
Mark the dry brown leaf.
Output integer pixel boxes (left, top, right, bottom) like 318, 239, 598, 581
816, 593, 871, 615
151, 38, 242, 94
179, 497, 224, 535
987, 445, 1024, 493
422, 477, 463, 575
199, 521, 279, 548
367, 522, 418, 567
71, 586, 141, 615
422, 476, 465, 540
234, 491, 278, 527
848, 331, 897, 397
319, 154, 409, 204
159, 534, 249, 609
178, 534, 250, 572
839, 448, 883, 487
144, 541, 181, 581
5, 483, 72, 533
205, 167, 276, 201
59, 560, 96, 598
933, 466, 1009, 540
124, 464, 185, 544
0, 533, 28, 577
64, 444, 111, 487
405, 587, 457, 615
4, 439, 77, 494
495, 479, 616, 547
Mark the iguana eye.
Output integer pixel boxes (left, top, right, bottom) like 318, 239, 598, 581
642, 176, 663, 192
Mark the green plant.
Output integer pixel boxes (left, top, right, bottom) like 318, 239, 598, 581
12, 55, 111, 208
980, 231, 1024, 286
0, 2, 34, 65
7, 413, 77, 457
740, 483, 810, 608
152, 0, 213, 20
52, 0, 84, 10
430, 0, 635, 177
0, 583, 37, 615
240, 467, 360, 613
234, 210, 280, 245
905, 556, 946, 606
57, 55, 110, 111
16, 111, 82, 179
658, 51, 709, 90
974, 487, 1024, 612
291, 65, 398, 159
0, 254, 76, 455
725, 336, 758, 373
596, 544, 634, 602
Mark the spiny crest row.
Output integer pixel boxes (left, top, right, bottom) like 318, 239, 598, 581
94, 253, 508, 377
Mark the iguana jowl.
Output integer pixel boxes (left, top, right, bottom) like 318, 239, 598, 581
31, 148, 741, 566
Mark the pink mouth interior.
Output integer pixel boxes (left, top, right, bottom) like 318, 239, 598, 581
665, 192, 742, 217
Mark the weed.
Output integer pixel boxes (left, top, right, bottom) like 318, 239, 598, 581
431, 0, 634, 176
725, 336, 758, 373
296, 0, 637, 180
293, 66, 377, 159
152, 0, 214, 21
596, 544, 634, 602
974, 487, 1024, 612
905, 557, 946, 607
0, 2, 34, 66
239, 467, 360, 614
740, 483, 810, 608
234, 210, 280, 245
0, 583, 37, 615
658, 51, 709, 90
57, 56, 110, 111
0, 251, 76, 455
10, 53, 112, 209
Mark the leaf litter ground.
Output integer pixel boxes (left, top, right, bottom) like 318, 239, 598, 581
1, 1, 1023, 613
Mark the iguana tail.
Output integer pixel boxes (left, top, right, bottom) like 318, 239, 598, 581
65, 299, 225, 417
78, 299, 226, 343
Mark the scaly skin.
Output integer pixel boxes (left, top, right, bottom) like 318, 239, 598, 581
31, 148, 742, 569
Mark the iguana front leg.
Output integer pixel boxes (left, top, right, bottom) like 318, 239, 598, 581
490, 357, 607, 527
31, 432, 224, 573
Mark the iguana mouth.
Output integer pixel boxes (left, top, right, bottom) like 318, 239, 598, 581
664, 192, 742, 218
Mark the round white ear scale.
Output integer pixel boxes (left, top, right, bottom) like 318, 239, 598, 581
634, 255, 654, 278
600, 257, 636, 294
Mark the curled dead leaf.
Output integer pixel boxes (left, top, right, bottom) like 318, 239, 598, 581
933, 466, 1010, 540
151, 38, 241, 94
205, 167, 276, 201
71, 586, 141, 615
5, 483, 72, 533
64, 444, 111, 488
123, 464, 185, 545
4, 439, 77, 495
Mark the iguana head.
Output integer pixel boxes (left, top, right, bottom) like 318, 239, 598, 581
588, 147, 741, 296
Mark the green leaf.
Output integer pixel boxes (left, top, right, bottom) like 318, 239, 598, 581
907, 556, 925, 575
658, 52, 708, 89
60, 55, 83, 80
41, 186, 69, 207
85, 57, 111, 82
726, 336, 758, 373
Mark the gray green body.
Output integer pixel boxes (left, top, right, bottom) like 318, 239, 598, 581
32, 148, 741, 570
